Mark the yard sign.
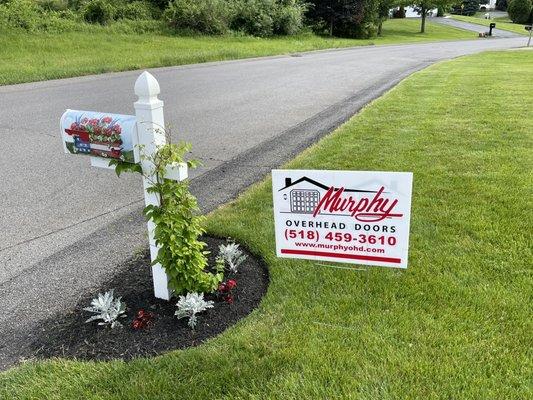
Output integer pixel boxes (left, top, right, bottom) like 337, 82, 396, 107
272, 170, 413, 269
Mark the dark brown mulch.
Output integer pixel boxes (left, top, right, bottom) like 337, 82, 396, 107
30, 236, 268, 362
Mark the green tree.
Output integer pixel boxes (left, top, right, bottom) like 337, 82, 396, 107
306, 0, 380, 38
403, 0, 457, 33
507, 0, 532, 23
496, 0, 507, 11
377, 0, 397, 35
460, 0, 480, 15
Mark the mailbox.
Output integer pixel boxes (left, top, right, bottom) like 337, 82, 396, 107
488, 22, 496, 36
60, 110, 139, 164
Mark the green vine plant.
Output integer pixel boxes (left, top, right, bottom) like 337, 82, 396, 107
109, 128, 222, 296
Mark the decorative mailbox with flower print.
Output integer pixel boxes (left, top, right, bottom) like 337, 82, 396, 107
61, 110, 139, 164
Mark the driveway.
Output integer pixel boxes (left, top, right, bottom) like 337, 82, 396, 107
0, 36, 526, 370
432, 16, 522, 38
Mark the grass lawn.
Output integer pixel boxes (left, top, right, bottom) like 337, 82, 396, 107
473, 11, 514, 23
0, 18, 476, 86
450, 14, 530, 35
1, 50, 532, 399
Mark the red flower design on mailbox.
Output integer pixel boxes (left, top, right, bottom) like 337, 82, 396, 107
65, 115, 123, 159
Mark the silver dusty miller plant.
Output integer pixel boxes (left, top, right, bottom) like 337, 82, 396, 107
84, 289, 126, 329
175, 292, 214, 329
218, 242, 247, 273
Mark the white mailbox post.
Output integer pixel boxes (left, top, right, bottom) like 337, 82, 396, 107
60, 71, 188, 300
134, 71, 177, 301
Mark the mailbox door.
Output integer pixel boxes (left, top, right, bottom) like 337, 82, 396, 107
60, 110, 140, 164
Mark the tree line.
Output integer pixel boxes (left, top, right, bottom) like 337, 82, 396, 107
1, 0, 530, 38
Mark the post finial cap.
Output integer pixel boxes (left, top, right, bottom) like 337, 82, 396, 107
135, 71, 160, 100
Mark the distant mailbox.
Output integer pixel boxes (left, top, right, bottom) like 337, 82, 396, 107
60, 110, 139, 164
488, 23, 496, 36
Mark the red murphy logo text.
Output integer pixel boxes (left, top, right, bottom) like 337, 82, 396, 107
312, 186, 403, 222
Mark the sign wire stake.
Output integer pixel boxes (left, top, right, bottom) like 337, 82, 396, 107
315, 263, 369, 272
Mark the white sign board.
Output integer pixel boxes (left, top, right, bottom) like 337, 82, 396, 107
272, 169, 413, 269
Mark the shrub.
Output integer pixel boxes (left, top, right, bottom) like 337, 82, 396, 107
82, 0, 115, 24
37, 0, 68, 11
115, 1, 157, 20
306, 0, 379, 38
0, 0, 164, 32
507, 0, 532, 23
163, 0, 305, 36
231, 0, 275, 37
496, 0, 507, 10
273, 0, 305, 35
231, 0, 306, 37
0, 0, 41, 31
35, 10, 82, 32
164, 0, 230, 34
145, 0, 169, 9
451, 0, 480, 16
464, 0, 481, 16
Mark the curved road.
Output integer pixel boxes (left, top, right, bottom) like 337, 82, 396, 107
0, 36, 527, 369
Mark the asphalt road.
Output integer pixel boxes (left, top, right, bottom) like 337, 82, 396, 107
0, 36, 526, 370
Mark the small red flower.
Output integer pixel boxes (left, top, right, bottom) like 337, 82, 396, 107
224, 294, 234, 304
217, 280, 237, 303
131, 309, 154, 330
132, 319, 144, 330
70, 122, 79, 130
226, 279, 237, 290
112, 125, 121, 134
218, 283, 228, 293
102, 116, 112, 124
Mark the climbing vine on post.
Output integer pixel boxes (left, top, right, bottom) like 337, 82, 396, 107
111, 139, 222, 296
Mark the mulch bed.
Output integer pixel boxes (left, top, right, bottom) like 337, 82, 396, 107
30, 236, 269, 362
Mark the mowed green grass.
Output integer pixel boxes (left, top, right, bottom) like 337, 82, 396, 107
0, 18, 476, 85
1, 50, 532, 399
450, 14, 530, 35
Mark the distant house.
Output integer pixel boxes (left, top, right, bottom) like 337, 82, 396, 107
393, 0, 497, 17
480, 0, 497, 10
401, 7, 438, 18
